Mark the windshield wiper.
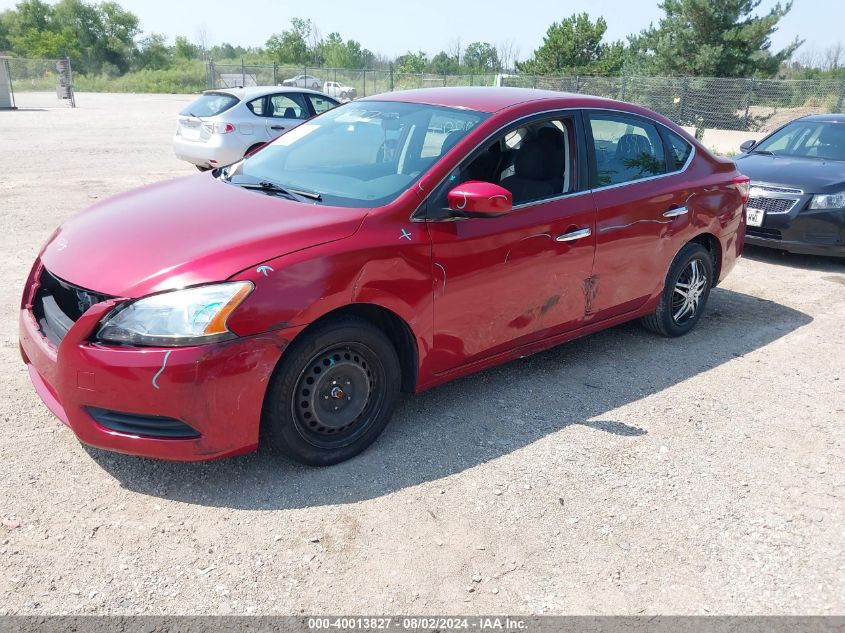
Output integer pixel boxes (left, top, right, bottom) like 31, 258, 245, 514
751, 149, 774, 156
233, 179, 321, 203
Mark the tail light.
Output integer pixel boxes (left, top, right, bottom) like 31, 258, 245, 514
732, 175, 750, 204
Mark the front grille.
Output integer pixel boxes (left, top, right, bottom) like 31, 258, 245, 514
87, 407, 200, 439
747, 196, 798, 215
750, 183, 803, 195
33, 268, 111, 345
746, 226, 782, 240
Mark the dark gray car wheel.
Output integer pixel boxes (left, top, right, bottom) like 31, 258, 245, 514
262, 316, 400, 466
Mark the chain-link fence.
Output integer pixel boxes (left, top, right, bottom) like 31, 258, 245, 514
207, 62, 496, 97
2, 57, 77, 108
501, 74, 845, 133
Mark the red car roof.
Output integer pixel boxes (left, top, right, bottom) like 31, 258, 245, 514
360, 87, 622, 113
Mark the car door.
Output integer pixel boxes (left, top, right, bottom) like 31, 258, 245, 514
264, 92, 311, 139
585, 110, 688, 321
425, 113, 597, 373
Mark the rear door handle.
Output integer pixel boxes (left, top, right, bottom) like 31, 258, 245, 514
663, 206, 688, 218
270, 125, 285, 130
555, 228, 592, 242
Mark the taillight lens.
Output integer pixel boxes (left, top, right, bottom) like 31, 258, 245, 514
733, 175, 750, 204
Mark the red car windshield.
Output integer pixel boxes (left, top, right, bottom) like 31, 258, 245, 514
228, 101, 488, 207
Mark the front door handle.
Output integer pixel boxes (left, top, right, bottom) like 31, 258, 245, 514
663, 206, 688, 218
556, 228, 592, 242
270, 125, 285, 131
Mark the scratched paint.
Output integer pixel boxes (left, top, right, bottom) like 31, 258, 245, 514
256, 265, 274, 277
539, 294, 560, 317
151, 350, 172, 390
583, 275, 600, 316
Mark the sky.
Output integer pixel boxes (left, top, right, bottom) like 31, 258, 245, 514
2, 0, 842, 61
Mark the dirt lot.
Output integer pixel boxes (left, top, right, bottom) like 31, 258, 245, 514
0, 93, 843, 616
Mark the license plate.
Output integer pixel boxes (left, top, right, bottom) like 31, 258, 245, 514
181, 126, 200, 141
746, 207, 764, 227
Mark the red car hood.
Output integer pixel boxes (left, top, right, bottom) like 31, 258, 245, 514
41, 175, 367, 298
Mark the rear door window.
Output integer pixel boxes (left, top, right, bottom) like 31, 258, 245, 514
268, 93, 309, 119
180, 93, 239, 117
587, 112, 667, 187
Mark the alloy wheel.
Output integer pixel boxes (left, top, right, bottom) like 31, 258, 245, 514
671, 259, 708, 324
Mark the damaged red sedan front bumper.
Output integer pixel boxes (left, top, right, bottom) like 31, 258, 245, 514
19, 264, 302, 461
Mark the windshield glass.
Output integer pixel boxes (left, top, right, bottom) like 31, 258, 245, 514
227, 100, 488, 207
754, 120, 845, 161
180, 93, 239, 117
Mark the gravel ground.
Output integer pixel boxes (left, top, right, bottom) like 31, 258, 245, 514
1, 93, 843, 616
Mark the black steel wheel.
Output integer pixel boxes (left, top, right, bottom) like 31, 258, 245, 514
262, 316, 400, 465
641, 242, 713, 337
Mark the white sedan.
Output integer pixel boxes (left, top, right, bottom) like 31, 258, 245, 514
173, 86, 339, 171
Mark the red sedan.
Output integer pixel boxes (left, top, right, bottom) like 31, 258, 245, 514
19, 88, 749, 466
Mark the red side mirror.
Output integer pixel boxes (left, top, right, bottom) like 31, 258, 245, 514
447, 181, 513, 217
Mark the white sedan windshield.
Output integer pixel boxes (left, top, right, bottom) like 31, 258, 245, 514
232, 101, 488, 207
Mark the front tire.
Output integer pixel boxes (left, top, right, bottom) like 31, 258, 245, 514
262, 317, 401, 466
641, 242, 713, 337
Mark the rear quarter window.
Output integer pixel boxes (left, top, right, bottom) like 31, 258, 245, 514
666, 129, 693, 171
180, 93, 239, 117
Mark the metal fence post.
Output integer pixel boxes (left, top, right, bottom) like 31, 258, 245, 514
620, 73, 627, 101
743, 77, 756, 130
272, 62, 277, 85
241, 58, 245, 88
389, 63, 394, 92
836, 78, 845, 113
532, 75, 538, 89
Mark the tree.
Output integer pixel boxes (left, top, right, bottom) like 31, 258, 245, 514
265, 17, 312, 65
463, 41, 499, 73
321, 32, 369, 68
631, 0, 802, 77
517, 13, 624, 75
173, 35, 199, 61
396, 51, 428, 74
133, 33, 169, 70
429, 51, 459, 75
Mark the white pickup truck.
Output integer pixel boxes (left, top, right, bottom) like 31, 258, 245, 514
322, 81, 357, 100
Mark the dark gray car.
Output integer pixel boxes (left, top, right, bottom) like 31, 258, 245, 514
735, 114, 845, 257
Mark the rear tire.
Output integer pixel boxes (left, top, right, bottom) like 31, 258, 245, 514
195, 165, 211, 172
262, 316, 401, 466
641, 242, 713, 337
311, 82, 320, 89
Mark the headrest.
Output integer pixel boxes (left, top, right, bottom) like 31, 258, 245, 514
616, 133, 653, 160
439, 129, 464, 156
514, 138, 553, 180
818, 123, 845, 145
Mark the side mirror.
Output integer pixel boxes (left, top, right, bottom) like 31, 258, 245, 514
447, 181, 513, 218
739, 139, 756, 153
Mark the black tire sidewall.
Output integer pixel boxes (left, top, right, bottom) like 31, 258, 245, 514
658, 243, 713, 337
263, 318, 401, 466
